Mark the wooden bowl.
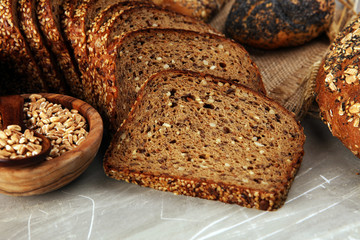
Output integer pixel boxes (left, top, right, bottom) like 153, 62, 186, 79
0, 93, 103, 196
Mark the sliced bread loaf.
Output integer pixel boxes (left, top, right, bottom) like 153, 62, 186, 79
18, 0, 68, 93
95, 29, 265, 129
85, 6, 221, 113
36, 0, 82, 97
104, 70, 305, 211
0, 0, 47, 94
62, 0, 150, 73
88, 5, 220, 61
77, 2, 152, 105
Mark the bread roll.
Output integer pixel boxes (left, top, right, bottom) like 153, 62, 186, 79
316, 15, 360, 157
225, 0, 335, 49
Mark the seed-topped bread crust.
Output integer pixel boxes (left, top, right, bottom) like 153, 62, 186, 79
104, 70, 305, 211
316, 15, 360, 158
77, 1, 153, 105
225, 0, 335, 49
18, 0, 68, 93
0, 0, 47, 95
62, 0, 150, 73
87, 3, 157, 61
36, 0, 82, 97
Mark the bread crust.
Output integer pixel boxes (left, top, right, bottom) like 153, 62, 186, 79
82, 2, 152, 107
225, 0, 335, 49
104, 70, 305, 211
316, 15, 360, 158
18, 0, 68, 93
151, 0, 226, 22
36, 0, 82, 97
0, 0, 47, 94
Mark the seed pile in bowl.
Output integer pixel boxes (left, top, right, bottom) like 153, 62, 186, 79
0, 125, 43, 159
24, 94, 89, 160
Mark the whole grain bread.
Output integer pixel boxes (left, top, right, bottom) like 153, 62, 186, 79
18, 0, 68, 93
36, 0, 82, 97
95, 29, 265, 129
62, 0, 150, 73
0, 0, 47, 94
316, 15, 360, 158
87, 4, 218, 61
85, 6, 221, 112
225, 0, 335, 49
104, 70, 305, 211
72, 1, 153, 104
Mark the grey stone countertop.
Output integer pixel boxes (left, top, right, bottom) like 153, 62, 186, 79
1, 116, 360, 240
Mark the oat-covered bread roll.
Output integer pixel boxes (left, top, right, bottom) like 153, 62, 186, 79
316, 16, 360, 158
225, 0, 335, 49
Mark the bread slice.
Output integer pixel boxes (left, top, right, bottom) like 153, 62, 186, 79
62, 0, 150, 73
0, 0, 47, 94
76, 1, 152, 106
36, 0, 82, 97
95, 29, 265, 129
18, 0, 68, 93
85, 6, 222, 114
88, 5, 220, 61
104, 70, 305, 211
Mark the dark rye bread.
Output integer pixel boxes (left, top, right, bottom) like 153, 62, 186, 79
0, 0, 47, 95
104, 70, 305, 211
36, 0, 82, 97
85, 6, 221, 111
18, 0, 68, 93
96, 29, 265, 129
225, 0, 335, 49
316, 16, 360, 158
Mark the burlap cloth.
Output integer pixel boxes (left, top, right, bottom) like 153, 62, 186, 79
209, 0, 357, 120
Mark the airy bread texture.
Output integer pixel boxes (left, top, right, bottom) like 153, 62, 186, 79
225, 0, 335, 49
104, 70, 305, 211
316, 16, 360, 158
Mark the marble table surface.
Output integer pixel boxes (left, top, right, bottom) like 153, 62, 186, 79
1, 116, 360, 240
